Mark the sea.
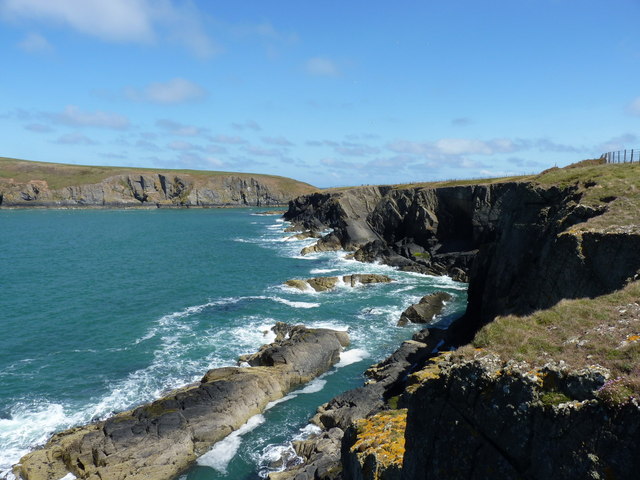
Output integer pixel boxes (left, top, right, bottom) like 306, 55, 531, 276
0, 208, 467, 480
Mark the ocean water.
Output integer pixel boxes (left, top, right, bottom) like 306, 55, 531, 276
0, 208, 467, 479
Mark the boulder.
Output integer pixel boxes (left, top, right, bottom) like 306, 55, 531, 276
397, 292, 452, 326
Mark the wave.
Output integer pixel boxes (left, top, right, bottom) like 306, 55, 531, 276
197, 414, 266, 473
335, 348, 369, 368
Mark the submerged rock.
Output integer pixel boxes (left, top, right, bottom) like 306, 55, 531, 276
13, 324, 349, 480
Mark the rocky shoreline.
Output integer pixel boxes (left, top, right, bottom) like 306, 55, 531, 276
272, 166, 640, 479
11, 323, 349, 480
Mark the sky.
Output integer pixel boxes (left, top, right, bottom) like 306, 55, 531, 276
1, 1, 639, 188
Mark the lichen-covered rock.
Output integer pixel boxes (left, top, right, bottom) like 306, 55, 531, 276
13, 324, 348, 480
342, 409, 406, 480
401, 353, 640, 480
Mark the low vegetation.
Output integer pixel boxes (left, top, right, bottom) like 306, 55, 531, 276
459, 280, 640, 401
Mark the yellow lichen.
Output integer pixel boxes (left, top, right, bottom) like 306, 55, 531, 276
351, 409, 407, 472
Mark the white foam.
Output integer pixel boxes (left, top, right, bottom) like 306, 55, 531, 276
293, 423, 322, 441
310, 268, 338, 274
269, 296, 320, 309
335, 348, 370, 368
59, 473, 77, 480
197, 414, 266, 473
0, 402, 81, 476
297, 378, 327, 394
265, 394, 297, 410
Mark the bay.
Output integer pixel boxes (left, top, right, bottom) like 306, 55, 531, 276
0, 208, 467, 479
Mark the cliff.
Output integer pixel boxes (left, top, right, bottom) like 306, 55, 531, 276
281, 161, 640, 479
0, 157, 316, 207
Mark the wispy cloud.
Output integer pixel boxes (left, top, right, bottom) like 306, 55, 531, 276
124, 78, 206, 104
451, 117, 472, 127
48, 105, 130, 130
156, 119, 207, 137
18, 31, 53, 53
627, 97, 640, 116
305, 57, 341, 77
262, 136, 293, 146
53, 132, 97, 145
231, 120, 261, 131
1, 0, 219, 58
24, 123, 53, 133
211, 134, 247, 145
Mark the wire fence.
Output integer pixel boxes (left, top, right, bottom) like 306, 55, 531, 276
601, 149, 639, 164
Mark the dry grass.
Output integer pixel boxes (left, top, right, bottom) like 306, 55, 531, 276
461, 281, 640, 397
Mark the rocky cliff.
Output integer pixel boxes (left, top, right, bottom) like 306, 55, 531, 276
281, 162, 640, 480
0, 157, 316, 207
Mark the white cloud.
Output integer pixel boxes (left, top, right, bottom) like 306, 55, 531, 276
305, 57, 340, 77
1, 0, 218, 57
627, 97, 640, 116
167, 140, 200, 151
2, 0, 155, 43
49, 105, 130, 129
18, 31, 52, 52
125, 78, 206, 104
387, 138, 517, 157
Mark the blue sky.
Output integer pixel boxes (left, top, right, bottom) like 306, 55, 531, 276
1, 0, 639, 188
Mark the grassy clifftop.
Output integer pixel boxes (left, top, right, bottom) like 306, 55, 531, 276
0, 156, 317, 197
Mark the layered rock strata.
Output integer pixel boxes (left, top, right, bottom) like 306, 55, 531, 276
12, 323, 349, 480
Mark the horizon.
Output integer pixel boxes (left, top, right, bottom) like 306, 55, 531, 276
1, 0, 639, 188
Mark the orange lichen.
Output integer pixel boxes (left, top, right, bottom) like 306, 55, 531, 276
627, 334, 640, 342
351, 409, 407, 472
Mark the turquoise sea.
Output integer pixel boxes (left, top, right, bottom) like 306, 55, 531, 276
0, 209, 467, 479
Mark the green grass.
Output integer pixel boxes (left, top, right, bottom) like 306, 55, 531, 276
461, 280, 640, 400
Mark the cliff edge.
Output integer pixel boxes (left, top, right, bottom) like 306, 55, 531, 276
281, 160, 640, 480
0, 157, 316, 207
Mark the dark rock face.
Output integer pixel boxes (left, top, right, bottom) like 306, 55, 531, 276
402, 355, 640, 480
13, 324, 348, 480
397, 292, 452, 326
285, 182, 640, 344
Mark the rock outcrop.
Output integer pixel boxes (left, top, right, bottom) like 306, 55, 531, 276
280, 165, 640, 480
397, 292, 452, 326
285, 274, 392, 292
12, 324, 349, 480
401, 353, 640, 480
0, 161, 316, 208
285, 182, 640, 342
